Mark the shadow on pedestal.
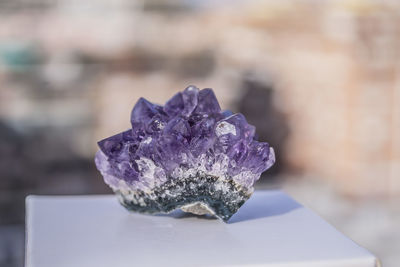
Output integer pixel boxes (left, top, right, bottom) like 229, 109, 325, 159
228, 191, 301, 223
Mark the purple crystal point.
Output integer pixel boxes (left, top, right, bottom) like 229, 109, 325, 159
249, 141, 275, 173
131, 97, 164, 125
193, 88, 221, 114
95, 86, 275, 221
164, 85, 199, 118
189, 115, 218, 157
164, 93, 184, 117
182, 86, 199, 116
97, 130, 134, 157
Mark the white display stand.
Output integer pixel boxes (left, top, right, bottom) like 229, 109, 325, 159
25, 190, 378, 267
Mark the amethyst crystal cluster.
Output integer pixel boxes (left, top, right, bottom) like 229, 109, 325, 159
95, 86, 275, 221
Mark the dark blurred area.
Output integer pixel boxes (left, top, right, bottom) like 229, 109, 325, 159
237, 76, 290, 176
1, 0, 400, 266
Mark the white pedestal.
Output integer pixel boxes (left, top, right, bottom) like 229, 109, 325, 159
25, 190, 378, 267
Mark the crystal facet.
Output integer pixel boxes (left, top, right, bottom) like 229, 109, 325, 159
95, 86, 275, 221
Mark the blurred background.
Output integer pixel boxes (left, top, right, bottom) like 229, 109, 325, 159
1, 0, 400, 266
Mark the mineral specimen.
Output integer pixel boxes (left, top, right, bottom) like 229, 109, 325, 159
95, 86, 275, 221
